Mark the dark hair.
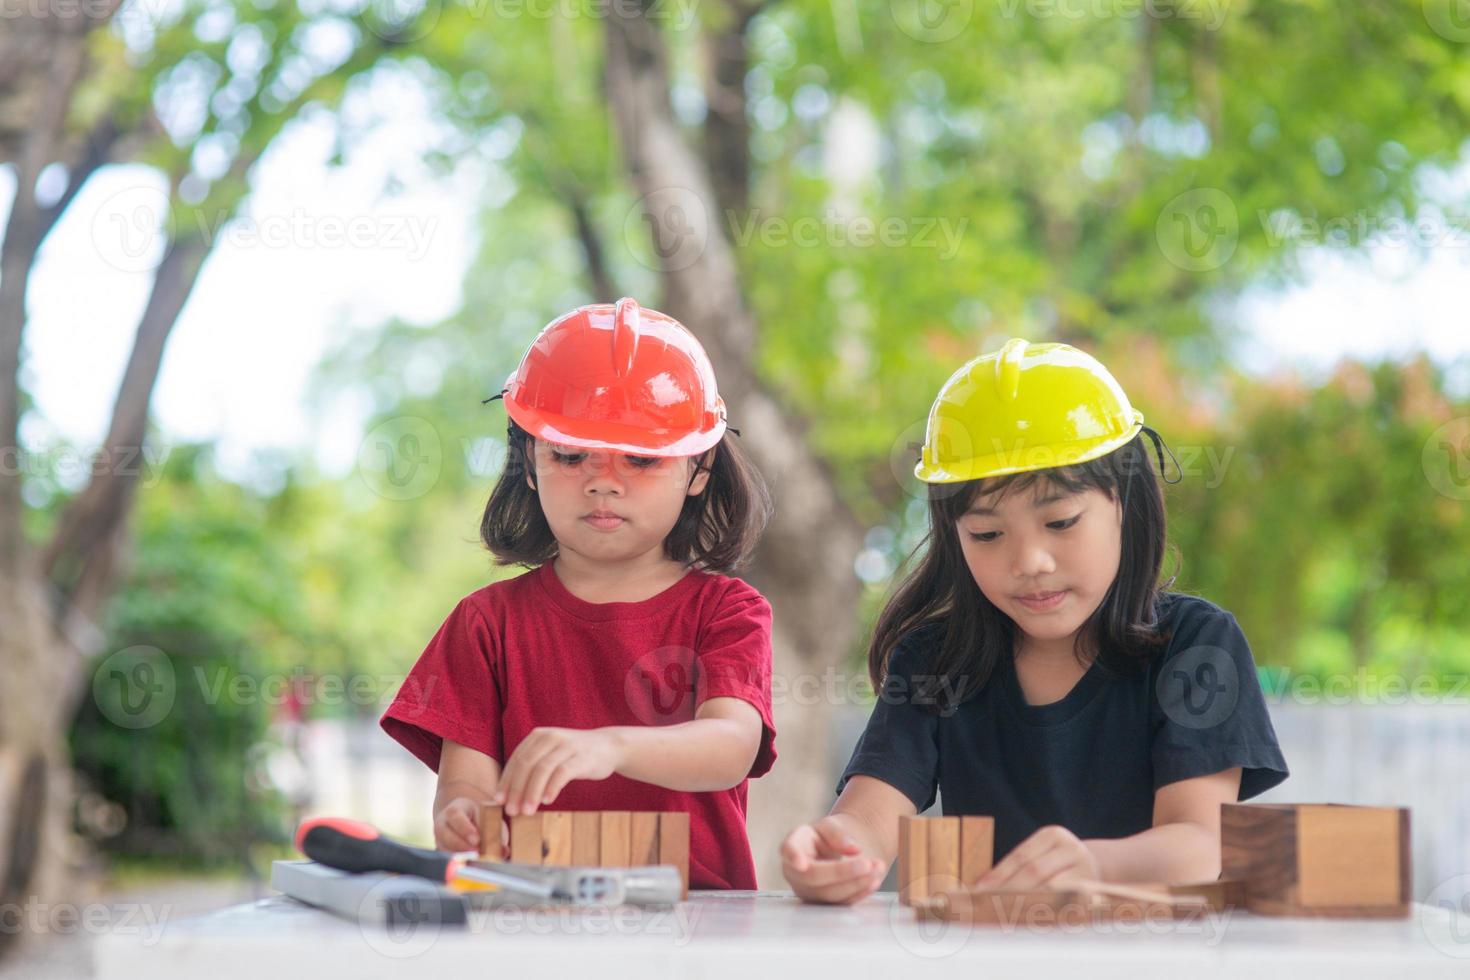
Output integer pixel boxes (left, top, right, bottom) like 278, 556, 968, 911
867, 432, 1175, 714
480, 421, 772, 574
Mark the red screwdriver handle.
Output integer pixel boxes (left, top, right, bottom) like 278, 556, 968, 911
296, 816, 461, 883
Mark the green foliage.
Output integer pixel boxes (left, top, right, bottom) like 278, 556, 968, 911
69, 444, 304, 863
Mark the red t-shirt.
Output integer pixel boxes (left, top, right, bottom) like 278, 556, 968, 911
380, 562, 777, 889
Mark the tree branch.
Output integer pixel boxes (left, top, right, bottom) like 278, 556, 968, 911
604, 4, 863, 668
0, 17, 91, 581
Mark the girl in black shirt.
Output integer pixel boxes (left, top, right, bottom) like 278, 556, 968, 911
781, 339, 1288, 904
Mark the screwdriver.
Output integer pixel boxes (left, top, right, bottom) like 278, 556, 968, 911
295, 816, 554, 900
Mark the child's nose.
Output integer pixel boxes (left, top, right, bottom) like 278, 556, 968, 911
582, 456, 625, 493
1013, 542, 1056, 578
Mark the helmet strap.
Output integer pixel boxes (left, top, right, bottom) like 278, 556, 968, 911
1141, 426, 1183, 484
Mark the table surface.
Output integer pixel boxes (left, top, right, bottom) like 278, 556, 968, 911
94, 889, 1470, 979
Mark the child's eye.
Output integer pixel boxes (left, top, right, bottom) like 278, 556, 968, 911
552, 450, 587, 464
1047, 514, 1081, 531
624, 455, 661, 469
967, 531, 1001, 543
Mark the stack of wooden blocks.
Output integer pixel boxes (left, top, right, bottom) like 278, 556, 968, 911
896, 815, 994, 905
478, 805, 690, 899
901, 803, 1411, 922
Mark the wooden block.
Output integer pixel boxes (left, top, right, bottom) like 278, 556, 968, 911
509, 813, 543, 864
897, 815, 928, 906
600, 811, 632, 868
477, 804, 504, 861
927, 816, 961, 894
572, 811, 601, 866
658, 811, 690, 899
630, 811, 660, 866
1221, 802, 1410, 918
959, 816, 993, 887
920, 880, 1234, 926
541, 810, 572, 866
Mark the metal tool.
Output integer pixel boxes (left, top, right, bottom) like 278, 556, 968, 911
295, 816, 682, 907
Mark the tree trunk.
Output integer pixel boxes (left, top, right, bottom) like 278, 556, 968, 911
605, 3, 865, 886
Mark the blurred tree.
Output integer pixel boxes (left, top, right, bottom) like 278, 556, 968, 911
0, 0, 422, 936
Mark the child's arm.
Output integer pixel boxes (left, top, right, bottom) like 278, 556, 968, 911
976, 767, 1242, 889
432, 738, 503, 853
1084, 766, 1242, 883
780, 775, 916, 905
493, 697, 764, 816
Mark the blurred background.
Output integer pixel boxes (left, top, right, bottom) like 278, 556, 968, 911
2, 0, 1470, 971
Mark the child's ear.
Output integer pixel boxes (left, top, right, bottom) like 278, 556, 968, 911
686, 450, 715, 497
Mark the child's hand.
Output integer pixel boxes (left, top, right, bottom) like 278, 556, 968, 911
434, 797, 491, 854
780, 817, 886, 905
494, 727, 621, 816
974, 825, 1100, 890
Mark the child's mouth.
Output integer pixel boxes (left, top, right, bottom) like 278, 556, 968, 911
584, 514, 626, 531
1015, 590, 1068, 612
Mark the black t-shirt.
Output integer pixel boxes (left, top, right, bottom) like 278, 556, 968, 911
836, 592, 1290, 862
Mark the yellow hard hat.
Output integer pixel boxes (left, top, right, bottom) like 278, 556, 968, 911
915, 338, 1145, 484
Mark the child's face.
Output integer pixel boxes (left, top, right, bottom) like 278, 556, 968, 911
955, 481, 1123, 651
529, 440, 711, 567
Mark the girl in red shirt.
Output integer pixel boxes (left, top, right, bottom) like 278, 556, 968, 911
380, 298, 777, 889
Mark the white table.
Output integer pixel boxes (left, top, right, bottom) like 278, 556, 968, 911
94, 890, 1470, 979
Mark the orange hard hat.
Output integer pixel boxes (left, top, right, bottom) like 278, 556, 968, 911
493, 297, 728, 456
